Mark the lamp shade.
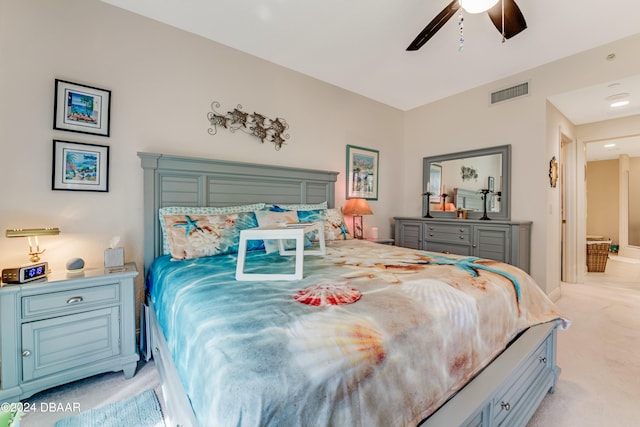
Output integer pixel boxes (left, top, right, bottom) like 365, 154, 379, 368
460, 0, 499, 14
343, 198, 373, 216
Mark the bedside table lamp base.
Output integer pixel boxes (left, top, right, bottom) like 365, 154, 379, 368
343, 198, 373, 240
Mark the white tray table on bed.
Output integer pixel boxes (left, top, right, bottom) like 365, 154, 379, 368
235, 222, 325, 281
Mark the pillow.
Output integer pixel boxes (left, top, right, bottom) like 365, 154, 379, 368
162, 212, 260, 260
298, 208, 352, 241
159, 203, 265, 254
254, 210, 300, 254
269, 201, 328, 211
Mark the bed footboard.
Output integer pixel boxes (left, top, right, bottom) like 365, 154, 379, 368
419, 320, 560, 427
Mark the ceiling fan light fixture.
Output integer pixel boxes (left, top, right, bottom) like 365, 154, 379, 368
459, 0, 499, 14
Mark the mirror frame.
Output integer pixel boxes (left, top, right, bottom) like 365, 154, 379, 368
422, 144, 511, 221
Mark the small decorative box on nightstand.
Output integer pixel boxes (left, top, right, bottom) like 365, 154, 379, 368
0, 263, 139, 403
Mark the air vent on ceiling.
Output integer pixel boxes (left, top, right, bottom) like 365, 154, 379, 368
490, 81, 530, 105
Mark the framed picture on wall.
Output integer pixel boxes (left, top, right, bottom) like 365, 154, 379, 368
52, 140, 109, 192
346, 145, 379, 200
53, 79, 111, 137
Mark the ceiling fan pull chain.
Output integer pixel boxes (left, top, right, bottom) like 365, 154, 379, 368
458, 11, 464, 51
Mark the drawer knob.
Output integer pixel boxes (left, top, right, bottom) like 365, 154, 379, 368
539, 356, 548, 364
459, 229, 464, 232
429, 234, 434, 237
22, 350, 31, 357
459, 235, 464, 239
66, 296, 84, 304
501, 401, 511, 411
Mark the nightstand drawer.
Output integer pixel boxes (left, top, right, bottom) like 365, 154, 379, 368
22, 284, 120, 318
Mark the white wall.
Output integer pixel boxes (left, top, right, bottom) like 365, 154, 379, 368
0, 0, 403, 304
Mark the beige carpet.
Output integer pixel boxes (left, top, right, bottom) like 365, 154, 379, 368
20, 256, 640, 427
528, 256, 640, 427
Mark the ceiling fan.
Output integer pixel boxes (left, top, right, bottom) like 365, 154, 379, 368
407, 0, 527, 51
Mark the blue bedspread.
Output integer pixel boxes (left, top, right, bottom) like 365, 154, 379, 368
147, 240, 566, 427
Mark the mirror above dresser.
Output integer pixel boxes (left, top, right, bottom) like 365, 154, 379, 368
423, 145, 511, 221
395, 144, 531, 272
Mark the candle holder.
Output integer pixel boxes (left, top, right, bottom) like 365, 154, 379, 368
479, 189, 492, 220
422, 192, 433, 218
441, 192, 448, 212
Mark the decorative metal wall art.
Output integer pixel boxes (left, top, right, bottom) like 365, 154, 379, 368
207, 101, 290, 150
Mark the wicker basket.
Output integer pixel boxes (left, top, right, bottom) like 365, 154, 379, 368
587, 242, 610, 272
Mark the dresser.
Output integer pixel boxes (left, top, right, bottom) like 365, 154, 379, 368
394, 217, 532, 273
0, 263, 139, 403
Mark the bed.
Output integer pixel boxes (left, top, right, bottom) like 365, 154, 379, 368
139, 152, 568, 427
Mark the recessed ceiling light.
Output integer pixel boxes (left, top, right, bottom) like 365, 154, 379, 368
605, 92, 630, 108
610, 100, 630, 108
604, 143, 616, 148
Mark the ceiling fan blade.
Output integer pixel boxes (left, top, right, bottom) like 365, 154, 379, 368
487, 0, 527, 39
407, 0, 461, 51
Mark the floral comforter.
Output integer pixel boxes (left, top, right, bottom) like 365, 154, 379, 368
147, 240, 567, 427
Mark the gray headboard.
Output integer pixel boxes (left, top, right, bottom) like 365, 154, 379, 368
138, 152, 338, 274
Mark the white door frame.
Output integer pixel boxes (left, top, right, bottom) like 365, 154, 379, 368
561, 133, 586, 284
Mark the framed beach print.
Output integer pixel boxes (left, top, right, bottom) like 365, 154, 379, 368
346, 145, 379, 200
54, 79, 111, 137
52, 140, 109, 192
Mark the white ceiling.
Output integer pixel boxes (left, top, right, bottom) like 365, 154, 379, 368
100, 0, 640, 158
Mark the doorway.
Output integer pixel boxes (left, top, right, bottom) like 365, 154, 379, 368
567, 135, 640, 285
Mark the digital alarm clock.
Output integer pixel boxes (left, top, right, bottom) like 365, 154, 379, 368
2, 262, 49, 284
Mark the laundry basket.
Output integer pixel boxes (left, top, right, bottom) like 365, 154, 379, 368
586, 241, 610, 272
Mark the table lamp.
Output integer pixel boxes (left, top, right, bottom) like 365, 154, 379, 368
6, 227, 61, 262
343, 198, 373, 239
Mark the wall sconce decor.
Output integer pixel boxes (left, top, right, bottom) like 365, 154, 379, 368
342, 198, 373, 239
207, 101, 290, 150
6, 227, 61, 262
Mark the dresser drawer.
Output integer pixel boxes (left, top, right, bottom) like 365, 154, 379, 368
493, 336, 552, 425
22, 284, 120, 319
424, 223, 471, 244
425, 241, 472, 256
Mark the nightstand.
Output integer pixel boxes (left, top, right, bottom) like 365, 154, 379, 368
0, 263, 139, 403
365, 238, 395, 245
